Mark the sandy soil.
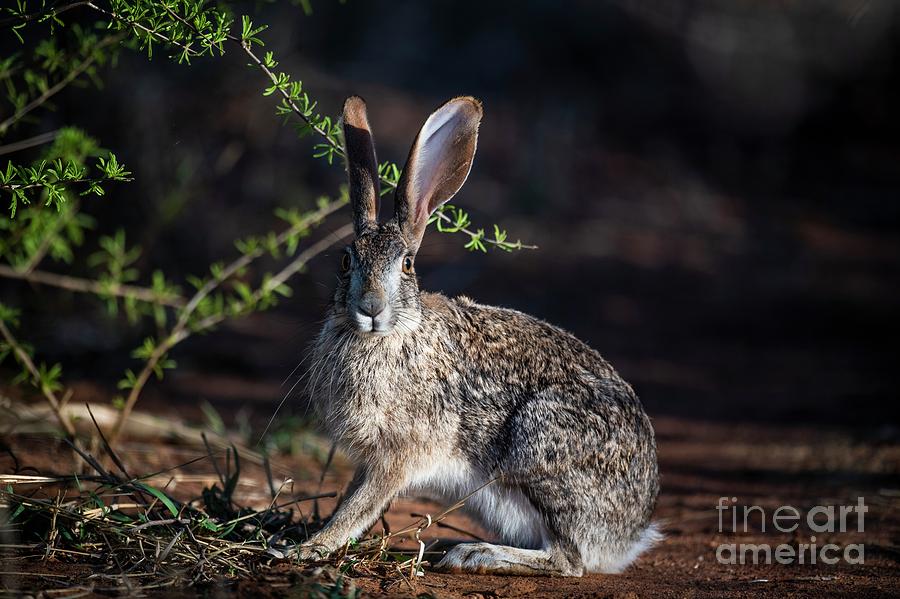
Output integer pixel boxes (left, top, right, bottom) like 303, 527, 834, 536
1, 414, 898, 598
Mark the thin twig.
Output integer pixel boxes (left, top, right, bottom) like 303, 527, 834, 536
22, 231, 57, 275
131, 518, 190, 531
0, 1, 89, 28
238, 40, 341, 151
171, 199, 345, 339
0, 175, 135, 193
0, 320, 75, 437
21, 201, 78, 275
189, 223, 354, 334
0, 263, 185, 307
409, 513, 487, 542
0, 129, 59, 156
0, 34, 123, 134
85, 403, 132, 480
85, 3, 200, 58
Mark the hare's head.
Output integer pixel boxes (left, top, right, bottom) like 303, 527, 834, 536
331, 95, 482, 335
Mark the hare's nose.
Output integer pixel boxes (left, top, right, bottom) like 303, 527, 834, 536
359, 292, 387, 318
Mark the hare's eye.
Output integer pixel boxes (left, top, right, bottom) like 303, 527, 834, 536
402, 256, 414, 274
341, 252, 351, 273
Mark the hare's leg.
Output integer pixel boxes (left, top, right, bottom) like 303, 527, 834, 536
498, 392, 659, 574
433, 481, 583, 575
297, 464, 403, 559
435, 540, 583, 576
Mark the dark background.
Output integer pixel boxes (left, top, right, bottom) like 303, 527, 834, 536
6, 0, 900, 428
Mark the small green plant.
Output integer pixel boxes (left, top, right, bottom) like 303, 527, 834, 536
0, 1, 535, 449
0, 437, 344, 592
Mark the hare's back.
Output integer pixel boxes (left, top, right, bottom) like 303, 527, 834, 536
438, 294, 622, 385
437, 294, 652, 440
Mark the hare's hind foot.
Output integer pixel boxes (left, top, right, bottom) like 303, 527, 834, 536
434, 542, 584, 577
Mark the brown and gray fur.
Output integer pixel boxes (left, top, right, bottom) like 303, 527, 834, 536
298, 95, 660, 576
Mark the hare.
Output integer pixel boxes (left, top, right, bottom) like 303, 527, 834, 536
299, 95, 660, 576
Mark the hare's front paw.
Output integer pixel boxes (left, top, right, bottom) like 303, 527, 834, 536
293, 541, 333, 562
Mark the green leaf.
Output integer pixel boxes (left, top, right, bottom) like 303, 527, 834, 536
200, 518, 220, 532
201, 400, 225, 435
135, 482, 179, 518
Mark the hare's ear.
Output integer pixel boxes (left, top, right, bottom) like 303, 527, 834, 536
394, 96, 482, 251
342, 96, 380, 235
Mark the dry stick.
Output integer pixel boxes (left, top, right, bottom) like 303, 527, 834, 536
366, 478, 499, 548
131, 518, 190, 531
0, 263, 184, 307
85, 403, 132, 481
107, 213, 351, 448
311, 441, 338, 525
58, 387, 74, 412
0, 33, 124, 134
409, 514, 487, 542
0, 320, 76, 438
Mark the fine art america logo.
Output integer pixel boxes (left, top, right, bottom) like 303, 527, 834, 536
716, 497, 867, 565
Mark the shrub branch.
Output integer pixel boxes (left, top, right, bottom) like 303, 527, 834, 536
0, 1, 536, 452
0, 319, 76, 437
107, 200, 350, 447
0, 33, 125, 135
191, 222, 354, 333
0, 262, 185, 307
237, 38, 536, 251
88, 2, 535, 251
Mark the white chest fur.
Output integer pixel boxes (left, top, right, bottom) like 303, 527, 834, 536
313, 326, 446, 453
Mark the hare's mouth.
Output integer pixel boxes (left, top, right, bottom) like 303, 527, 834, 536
350, 310, 394, 335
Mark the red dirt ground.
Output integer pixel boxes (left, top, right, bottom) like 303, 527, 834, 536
1, 414, 898, 597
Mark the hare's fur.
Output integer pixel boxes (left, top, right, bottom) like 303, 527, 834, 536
301, 97, 660, 576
